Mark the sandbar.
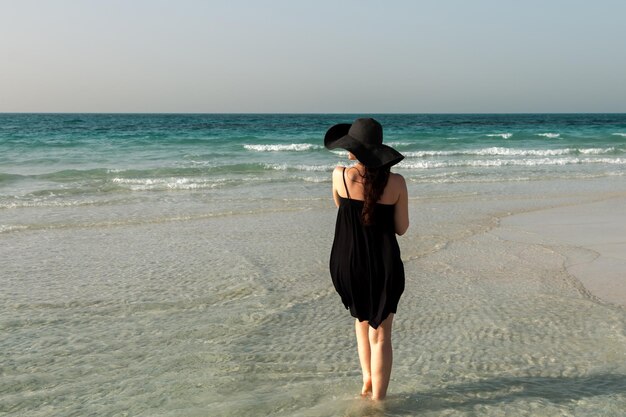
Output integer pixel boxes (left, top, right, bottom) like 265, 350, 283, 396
494, 196, 626, 308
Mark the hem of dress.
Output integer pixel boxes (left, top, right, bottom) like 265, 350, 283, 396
348, 307, 396, 329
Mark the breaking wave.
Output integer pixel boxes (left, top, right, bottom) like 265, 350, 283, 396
243, 144, 321, 152
403, 147, 619, 158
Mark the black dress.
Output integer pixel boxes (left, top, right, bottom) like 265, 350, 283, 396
330, 167, 405, 329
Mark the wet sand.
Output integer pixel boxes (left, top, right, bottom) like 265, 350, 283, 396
495, 196, 626, 308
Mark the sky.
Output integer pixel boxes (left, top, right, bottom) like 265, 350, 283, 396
1, 0, 625, 113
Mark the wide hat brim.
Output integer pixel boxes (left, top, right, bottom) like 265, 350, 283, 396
324, 123, 404, 169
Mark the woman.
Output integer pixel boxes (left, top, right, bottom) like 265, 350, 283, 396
325, 118, 409, 401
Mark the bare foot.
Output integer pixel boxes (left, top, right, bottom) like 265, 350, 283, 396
361, 379, 372, 398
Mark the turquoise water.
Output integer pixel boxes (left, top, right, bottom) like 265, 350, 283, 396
2, 114, 626, 416
2, 113, 624, 234
1, 113, 625, 206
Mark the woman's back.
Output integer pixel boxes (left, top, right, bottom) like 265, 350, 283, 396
332, 165, 409, 235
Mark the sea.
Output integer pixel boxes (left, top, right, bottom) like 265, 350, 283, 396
1, 114, 625, 217
1, 113, 626, 416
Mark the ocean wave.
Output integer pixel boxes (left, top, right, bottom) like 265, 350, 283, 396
407, 170, 625, 184
111, 177, 237, 191
403, 150, 457, 158
536, 133, 561, 138
403, 147, 619, 158
300, 176, 329, 183
263, 163, 333, 172
399, 157, 626, 169
385, 141, 413, 147
0, 197, 108, 209
30, 168, 117, 182
0, 173, 25, 184
486, 133, 513, 139
613, 133, 626, 137
578, 147, 618, 155
0, 224, 29, 233
243, 143, 321, 152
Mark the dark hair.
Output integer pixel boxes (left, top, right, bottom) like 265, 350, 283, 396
362, 165, 391, 225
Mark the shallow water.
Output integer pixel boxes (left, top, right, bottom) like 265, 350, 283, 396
2, 176, 626, 416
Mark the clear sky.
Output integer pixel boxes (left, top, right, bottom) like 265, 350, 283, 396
1, 0, 625, 113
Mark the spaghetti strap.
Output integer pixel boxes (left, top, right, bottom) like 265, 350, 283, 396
342, 167, 351, 199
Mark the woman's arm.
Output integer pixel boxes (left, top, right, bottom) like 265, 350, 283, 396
331, 166, 343, 208
393, 174, 409, 235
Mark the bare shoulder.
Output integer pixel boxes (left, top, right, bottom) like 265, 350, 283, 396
381, 172, 407, 204
332, 165, 346, 186
387, 172, 407, 191
333, 165, 345, 176
332, 165, 345, 180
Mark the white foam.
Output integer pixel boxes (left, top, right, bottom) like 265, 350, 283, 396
0, 224, 29, 233
400, 161, 449, 169
597, 157, 626, 164
578, 147, 617, 155
111, 177, 231, 190
403, 147, 618, 158
612, 133, 626, 137
478, 147, 568, 156
403, 150, 458, 158
263, 163, 332, 172
399, 157, 626, 169
243, 144, 320, 152
385, 141, 412, 147
536, 133, 561, 138
486, 133, 513, 139
300, 176, 329, 183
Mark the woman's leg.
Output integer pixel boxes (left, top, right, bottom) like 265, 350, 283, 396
368, 313, 394, 401
354, 319, 372, 396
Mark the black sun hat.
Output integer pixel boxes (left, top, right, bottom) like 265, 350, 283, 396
324, 118, 404, 169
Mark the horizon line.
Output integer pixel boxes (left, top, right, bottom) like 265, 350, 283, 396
2, 111, 626, 115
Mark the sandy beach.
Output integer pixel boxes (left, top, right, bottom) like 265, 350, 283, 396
495, 197, 626, 308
